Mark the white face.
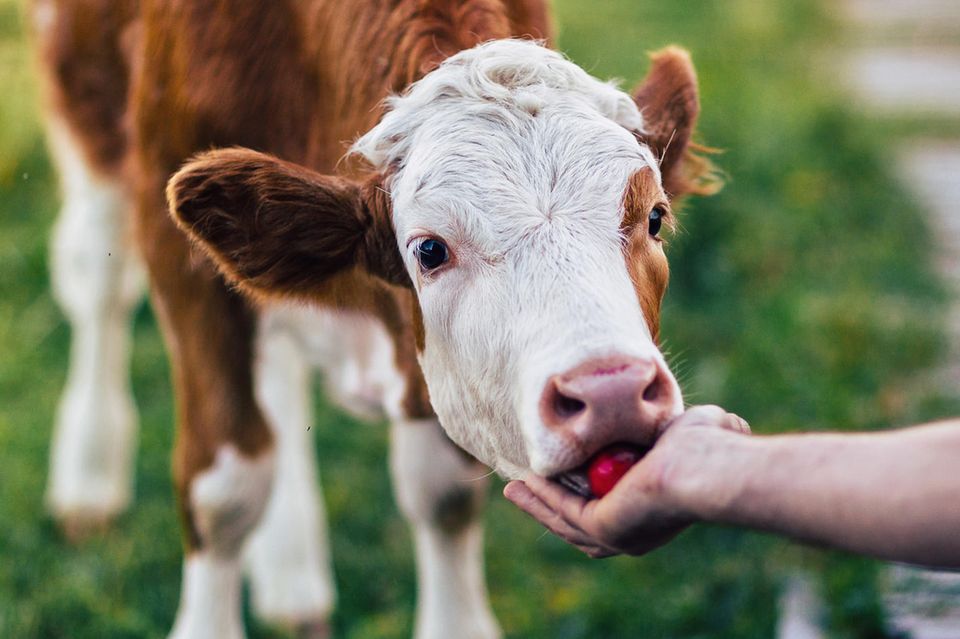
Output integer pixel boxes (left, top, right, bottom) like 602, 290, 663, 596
354, 41, 685, 479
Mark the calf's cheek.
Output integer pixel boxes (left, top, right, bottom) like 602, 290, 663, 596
627, 246, 669, 341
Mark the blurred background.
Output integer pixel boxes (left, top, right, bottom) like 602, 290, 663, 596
1, 0, 959, 637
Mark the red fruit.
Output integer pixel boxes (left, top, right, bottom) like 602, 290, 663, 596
587, 445, 642, 497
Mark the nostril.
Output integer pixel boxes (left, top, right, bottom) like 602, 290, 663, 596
540, 377, 589, 428
554, 392, 586, 419
642, 374, 661, 402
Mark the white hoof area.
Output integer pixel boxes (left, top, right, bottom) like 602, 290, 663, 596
46, 440, 132, 522
46, 459, 132, 537
246, 565, 335, 631
46, 383, 137, 528
55, 511, 116, 544
416, 616, 501, 639
46, 483, 130, 527
291, 620, 332, 639
169, 555, 246, 639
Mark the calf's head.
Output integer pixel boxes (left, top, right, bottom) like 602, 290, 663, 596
168, 40, 716, 480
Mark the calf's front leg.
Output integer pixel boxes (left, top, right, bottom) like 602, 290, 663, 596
390, 417, 500, 639
135, 191, 273, 639
244, 308, 336, 637
161, 287, 274, 639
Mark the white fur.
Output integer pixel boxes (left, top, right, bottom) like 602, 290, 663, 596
170, 445, 273, 639
354, 40, 683, 478
285, 304, 406, 422
44, 115, 145, 522
169, 554, 245, 639
190, 444, 274, 557
244, 307, 336, 626
390, 418, 499, 639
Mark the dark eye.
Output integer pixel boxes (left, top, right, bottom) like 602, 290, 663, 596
648, 207, 665, 237
415, 238, 449, 271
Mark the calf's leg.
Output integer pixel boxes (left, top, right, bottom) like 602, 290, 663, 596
244, 308, 335, 637
161, 289, 273, 639
170, 441, 273, 639
135, 190, 273, 639
390, 418, 500, 639
44, 115, 144, 535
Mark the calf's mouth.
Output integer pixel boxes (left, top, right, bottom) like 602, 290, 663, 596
551, 442, 649, 499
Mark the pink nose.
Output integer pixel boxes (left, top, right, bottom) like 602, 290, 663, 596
539, 356, 679, 451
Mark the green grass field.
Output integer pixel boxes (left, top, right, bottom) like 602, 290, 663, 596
1, 1, 956, 637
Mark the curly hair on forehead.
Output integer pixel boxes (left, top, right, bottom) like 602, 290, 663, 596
351, 39, 645, 170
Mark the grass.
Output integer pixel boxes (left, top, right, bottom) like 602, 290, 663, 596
1, 0, 957, 638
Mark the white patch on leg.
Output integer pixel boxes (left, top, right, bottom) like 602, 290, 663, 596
190, 445, 274, 557
412, 525, 498, 639
169, 445, 273, 639
390, 418, 500, 639
169, 554, 244, 639
244, 307, 336, 627
44, 115, 145, 525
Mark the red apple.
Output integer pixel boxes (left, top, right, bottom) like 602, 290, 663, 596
587, 445, 642, 497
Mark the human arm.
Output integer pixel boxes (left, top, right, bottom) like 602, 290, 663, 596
504, 407, 960, 568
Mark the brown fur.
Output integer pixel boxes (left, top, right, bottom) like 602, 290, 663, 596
168, 148, 410, 298
36, 0, 137, 174
622, 167, 672, 341
633, 47, 721, 198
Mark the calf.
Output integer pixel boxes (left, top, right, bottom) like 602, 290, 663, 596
37, 0, 716, 637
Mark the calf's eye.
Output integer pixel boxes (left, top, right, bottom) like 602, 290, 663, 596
648, 207, 665, 237
415, 238, 449, 271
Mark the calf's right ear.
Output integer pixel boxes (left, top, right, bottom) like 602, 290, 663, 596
167, 148, 409, 300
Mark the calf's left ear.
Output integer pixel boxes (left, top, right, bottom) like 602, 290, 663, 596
167, 148, 409, 300
633, 47, 718, 197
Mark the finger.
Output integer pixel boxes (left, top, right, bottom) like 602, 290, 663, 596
715, 410, 750, 435
507, 481, 621, 557
581, 546, 617, 559
668, 405, 751, 436
526, 472, 656, 539
685, 404, 728, 422
729, 414, 751, 434
524, 475, 594, 521
527, 474, 680, 557
504, 481, 604, 548
527, 476, 596, 530
659, 404, 726, 436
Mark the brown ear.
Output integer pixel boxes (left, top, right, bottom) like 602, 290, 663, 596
167, 148, 409, 299
633, 47, 718, 197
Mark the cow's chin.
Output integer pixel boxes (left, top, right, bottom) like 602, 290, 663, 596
429, 404, 531, 481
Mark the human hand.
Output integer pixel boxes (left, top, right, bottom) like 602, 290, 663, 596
503, 405, 750, 557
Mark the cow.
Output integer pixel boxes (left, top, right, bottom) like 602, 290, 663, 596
35, 0, 717, 637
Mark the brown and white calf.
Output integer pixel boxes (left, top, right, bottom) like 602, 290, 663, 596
36, 0, 715, 636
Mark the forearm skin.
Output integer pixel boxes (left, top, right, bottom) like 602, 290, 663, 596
685, 422, 960, 569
